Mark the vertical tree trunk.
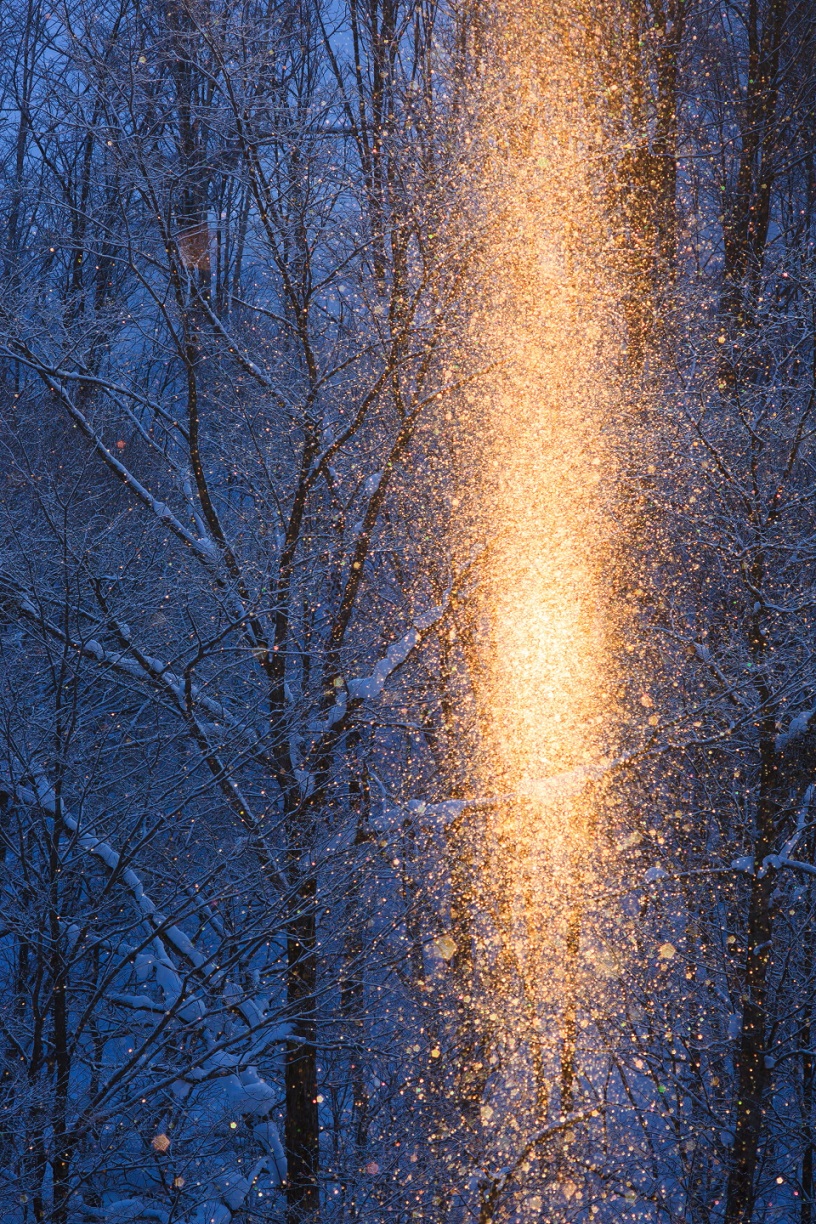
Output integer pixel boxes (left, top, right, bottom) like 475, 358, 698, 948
723, 864, 774, 1224
803, 1001, 814, 1224
285, 867, 320, 1224
50, 670, 72, 1224
559, 899, 583, 1114
724, 587, 778, 1224
343, 768, 372, 1217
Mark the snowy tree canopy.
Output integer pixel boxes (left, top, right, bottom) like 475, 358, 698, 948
0, 1, 815, 1223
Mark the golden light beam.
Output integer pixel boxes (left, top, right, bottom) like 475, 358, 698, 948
460, 2, 628, 1143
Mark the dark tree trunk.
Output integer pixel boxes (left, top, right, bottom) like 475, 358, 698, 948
285, 876, 320, 1224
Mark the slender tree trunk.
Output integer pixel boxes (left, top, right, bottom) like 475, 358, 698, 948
724, 594, 778, 1224
560, 899, 582, 1114
285, 868, 320, 1224
802, 923, 814, 1224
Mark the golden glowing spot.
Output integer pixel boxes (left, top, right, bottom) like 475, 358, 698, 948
151, 1133, 170, 1152
658, 943, 676, 960
173, 1176, 185, 1188
433, 934, 456, 961
430, 1047, 441, 1058
480, 1104, 494, 1124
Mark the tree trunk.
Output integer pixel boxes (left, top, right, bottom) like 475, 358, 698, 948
285, 873, 320, 1224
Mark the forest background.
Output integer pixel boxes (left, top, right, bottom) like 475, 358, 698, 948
0, 1, 815, 1223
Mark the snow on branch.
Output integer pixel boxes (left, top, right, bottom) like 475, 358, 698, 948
404, 758, 622, 829
11, 602, 288, 865
642, 788, 816, 887
313, 593, 452, 735
3, 772, 288, 1218
15, 600, 245, 734
1, 340, 220, 566
777, 705, 816, 750
346, 624, 422, 700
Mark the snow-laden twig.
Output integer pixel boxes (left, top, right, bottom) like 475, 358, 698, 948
771, 856, 816, 878
642, 788, 816, 887
777, 705, 816, 750
3, 340, 219, 564
3, 772, 288, 1218
760, 784, 816, 875
24, 773, 211, 975
346, 624, 421, 701
405, 757, 625, 828
312, 592, 452, 735
16, 598, 257, 741
10, 598, 291, 890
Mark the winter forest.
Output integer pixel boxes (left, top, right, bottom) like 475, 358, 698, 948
1, 0, 816, 1221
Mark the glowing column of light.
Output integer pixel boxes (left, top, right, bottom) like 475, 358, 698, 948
466, 3, 624, 1122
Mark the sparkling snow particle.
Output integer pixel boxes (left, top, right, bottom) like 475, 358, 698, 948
619, 831, 643, 849
152, 1133, 170, 1152
433, 934, 457, 961
658, 943, 675, 960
